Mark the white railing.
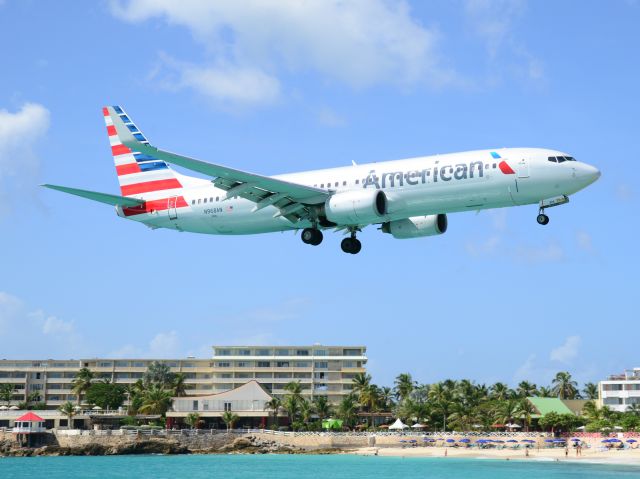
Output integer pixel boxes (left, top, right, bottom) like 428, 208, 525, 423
12, 426, 46, 433
245, 428, 550, 438
55, 428, 241, 437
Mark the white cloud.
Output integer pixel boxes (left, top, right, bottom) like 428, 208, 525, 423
149, 330, 181, 357
0, 292, 88, 356
110, 0, 455, 105
575, 230, 594, 253
317, 107, 346, 127
513, 242, 564, 263
550, 335, 581, 363
514, 353, 536, 381
0, 103, 50, 216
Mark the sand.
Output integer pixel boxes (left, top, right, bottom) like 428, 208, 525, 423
349, 445, 640, 465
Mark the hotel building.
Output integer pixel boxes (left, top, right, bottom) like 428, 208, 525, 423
598, 367, 640, 412
0, 344, 367, 410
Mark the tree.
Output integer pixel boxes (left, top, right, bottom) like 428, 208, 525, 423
378, 387, 394, 411
429, 382, 453, 431
139, 385, 173, 415
312, 396, 332, 421
222, 411, 239, 431
185, 412, 200, 429
494, 398, 520, 425
71, 367, 94, 405
337, 394, 358, 429
264, 397, 282, 429
85, 381, 126, 410
144, 361, 175, 388
517, 399, 536, 432
283, 395, 300, 426
299, 398, 314, 426
490, 382, 513, 401
172, 373, 187, 397
393, 373, 415, 401
0, 384, 16, 406
627, 403, 640, 417
352, 373, 372, 397
582, 382, 598, 400
537, 386, 554, 398
59, 401, 76, 429
516, 381, 537, 398
551, 372, 578, 400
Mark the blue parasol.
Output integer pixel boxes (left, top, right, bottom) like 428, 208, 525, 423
459, 438, 471, 443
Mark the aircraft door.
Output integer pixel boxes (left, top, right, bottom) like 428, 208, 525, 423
517, 158, 530, 178
168, 196, 178, 220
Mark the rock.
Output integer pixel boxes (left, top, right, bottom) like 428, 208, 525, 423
231, 437, 252, 449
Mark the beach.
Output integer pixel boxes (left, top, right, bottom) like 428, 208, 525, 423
350, 444, 640, 465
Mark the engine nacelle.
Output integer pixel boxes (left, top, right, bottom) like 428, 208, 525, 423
381, 214, 448, 239
324, 190, 387, 225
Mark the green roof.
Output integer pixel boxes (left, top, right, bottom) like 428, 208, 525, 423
527, 397, 574, 417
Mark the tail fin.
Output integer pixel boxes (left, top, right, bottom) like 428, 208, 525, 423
103, 106, 183, 198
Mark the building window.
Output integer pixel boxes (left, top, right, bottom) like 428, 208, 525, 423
217, 362, 231, 368
257, 361, 271, 368
276, 362, 290, 368
344, 349, 361, 356
236, 362, 250, 368
217, 349, 231, 356
256, 349, 271, 356
294, 361, 310, 368
192, 400, 198, 410
238, 349, 251, 356
275, 349, 289, 356
314, 362, 328, 369
224, 402, 232, 412
314, 350, 327, 356
115, 361, 129, 367
296, 350, 309, 356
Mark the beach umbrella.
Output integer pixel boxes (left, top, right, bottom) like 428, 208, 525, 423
92, 406, 102, 410
609, 438, 621, 443
472, 424, 483, 428
614, 426, 623, 430
601, 439, 611, 443
423, 438, 435, 442
506, 439, 518, 443
576, 426, 586, 430
571, 438, 581, 442
411, 423, 426, 429
626, 439, 637, 443
0, 405, 8, 410
521, 439, 535, 443
9, 405, 19, 410
544, 439, 555, 443
459, 438, 471, 443
509, 424, 521, 429
446, 438, 455, 443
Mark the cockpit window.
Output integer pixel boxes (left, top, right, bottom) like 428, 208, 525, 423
548, 156, 577, 163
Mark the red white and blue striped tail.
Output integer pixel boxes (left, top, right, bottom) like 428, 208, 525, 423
103, 106, 184, 199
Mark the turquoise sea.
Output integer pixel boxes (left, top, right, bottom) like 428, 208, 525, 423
1, 455, 639, 479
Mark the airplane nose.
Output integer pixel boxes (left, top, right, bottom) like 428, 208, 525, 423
577, 163, 601, 186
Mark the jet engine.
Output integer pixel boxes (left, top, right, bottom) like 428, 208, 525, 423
324, 190, 387, 225
381, 214, 448, 239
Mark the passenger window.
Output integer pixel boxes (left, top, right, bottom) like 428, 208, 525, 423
191, 200, 195, 205
210, 197, 213, 202
216, 197, 219, 201
557, 156, 566, 163
343, 181, 346, 186
548, 157, 557, 163
320, 184, 324, 188
204, 198, 207, 203
493, 163, 497, 168
335, 182, 338, 187
355, 179, 360, 184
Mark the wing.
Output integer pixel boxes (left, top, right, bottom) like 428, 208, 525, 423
108, 106, 328, 223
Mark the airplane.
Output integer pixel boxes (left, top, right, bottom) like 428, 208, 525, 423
43, 106, 601, 254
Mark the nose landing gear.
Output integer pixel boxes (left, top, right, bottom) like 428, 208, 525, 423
537, 210, 550, 225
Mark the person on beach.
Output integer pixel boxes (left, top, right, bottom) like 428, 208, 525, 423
525, 448, 529, 457
565, 446, 569, 458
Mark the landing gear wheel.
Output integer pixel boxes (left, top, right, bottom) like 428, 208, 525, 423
301, 228, 323, 245
341, 237, 362, 254
537, 213, 549, 225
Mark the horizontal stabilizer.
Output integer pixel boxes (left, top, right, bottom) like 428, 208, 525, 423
42, 184, 145, 207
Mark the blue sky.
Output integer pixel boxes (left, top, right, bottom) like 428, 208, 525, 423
0, 0, 638, 390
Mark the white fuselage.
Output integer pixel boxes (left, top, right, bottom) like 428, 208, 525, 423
122, 147, 600, 235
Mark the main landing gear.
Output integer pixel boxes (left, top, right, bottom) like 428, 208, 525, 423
301, 227, 323, 246
341, 230, 362, 255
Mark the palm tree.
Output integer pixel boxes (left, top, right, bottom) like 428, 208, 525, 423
378, 387, 394, 411
71, 367, 94, 405
582, 382, 598, 400
139, 385, 173, 415
582, 400, 601, 421
0, 384, 15, 406
59, 401, 76, 429
264, 397, 282, 429
494, 398, 520, 426
517, 399, 536, 431
358, 384, 380, 427
312, 396, 332, 421
299, 398, 314, 426
447, 402, 477, 431
627, 403, 640, 417
283, 394, 300, 426
537, 386, 553, 398
222, 411, 239, 432
172, 373, 187, 397
284, 381, 303, 401
144, 361, 175, 388
551, 372, 578, 399
352, 373, 371, 397
337, 394, 358, 429
490, 382, 513, 401
394, 373, 415, 401
185, 412, 200, 429
429, 382, 453, 431
516, 381, 537, 398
